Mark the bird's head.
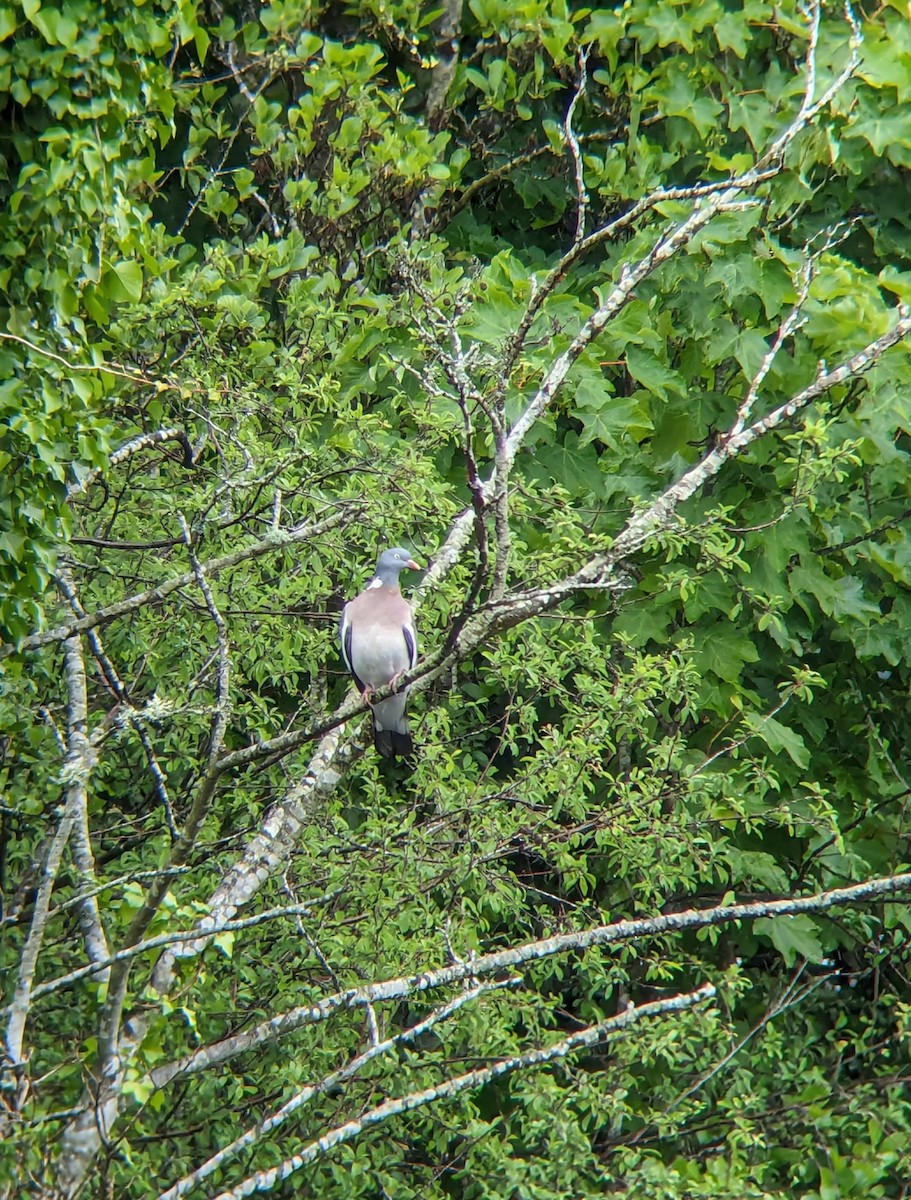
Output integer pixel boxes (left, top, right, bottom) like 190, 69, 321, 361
376, 546, 421, 575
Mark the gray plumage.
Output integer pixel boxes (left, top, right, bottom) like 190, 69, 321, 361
340, 547, 420, 758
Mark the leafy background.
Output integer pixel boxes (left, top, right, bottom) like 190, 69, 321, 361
3, 0, 911, 1196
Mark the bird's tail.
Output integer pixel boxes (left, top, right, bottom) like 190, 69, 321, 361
374, 722, 413, 759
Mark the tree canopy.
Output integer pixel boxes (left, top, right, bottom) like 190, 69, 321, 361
3, 0, 911, 1196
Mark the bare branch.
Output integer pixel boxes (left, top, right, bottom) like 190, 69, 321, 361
158, 981, 517, 1200
208, 984, 717, 1200
68, 427, 203, 498
178, 68, 277, 236
564, 48, 590, 245
692, 682, 802, 777
3, 639, 91, 1080
148, 870, 911, 1089
6, 506, 359, 659
251, 189, 283, 238
2, 894, 344, 1012
84, 510, 234, 1126
39, 867, 192, 920
36, 584, 110, 979
66, 715, 110, 985
817, 504, 911, 556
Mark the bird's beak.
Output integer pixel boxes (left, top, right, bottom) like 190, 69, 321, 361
406, 559, 421, 570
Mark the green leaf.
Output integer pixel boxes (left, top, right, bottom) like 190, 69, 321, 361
845, 92, 911, 162
743, 711, 810, 768
714, 11, 752, 57
625, 346, 686, 399
755, 914, 825, 965
28, 5, 79, 45
690, 625, 760, 682
105, 261, 144, 302
213, 930, 235, 957
729, 849, 790, 891
648, 61, 724, 136
789, 561, 881, 622
574, 377, 653, 448
858, 16, 911, 103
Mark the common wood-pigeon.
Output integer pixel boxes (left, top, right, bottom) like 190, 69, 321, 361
340, 547, 421, 758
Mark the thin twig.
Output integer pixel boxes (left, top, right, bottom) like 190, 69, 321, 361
0, 332, 176, 393
564, 48, 590, 245
1, 895, 345, 1012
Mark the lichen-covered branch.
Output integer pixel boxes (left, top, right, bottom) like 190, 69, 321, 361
2, 638, 93, 1111
158, 980, 517, 1200
207, 984, 717, 1200
6, 507, 359, 659
148, 869, 911, 1090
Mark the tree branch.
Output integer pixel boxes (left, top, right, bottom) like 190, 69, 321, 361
6, 506, 359, 658
158, 980, 517, 1200
148, 870, 911, 1089
4, 894, 344, 1012
564, 47, 590, 245
2, 638, 92, 1092
68, 426, 204, 498
207, 984, 717, 1200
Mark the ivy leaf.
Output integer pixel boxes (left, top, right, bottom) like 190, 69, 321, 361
649, 61, 724, 136
858, 17, 911, 102
714, 11, 752, 57
104, 261, 144, 303
29, 5, 79, 46
0, 7, 17, 40
845, 93, 911, 162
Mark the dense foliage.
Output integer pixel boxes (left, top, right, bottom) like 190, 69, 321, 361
3, 0, 911, 1196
